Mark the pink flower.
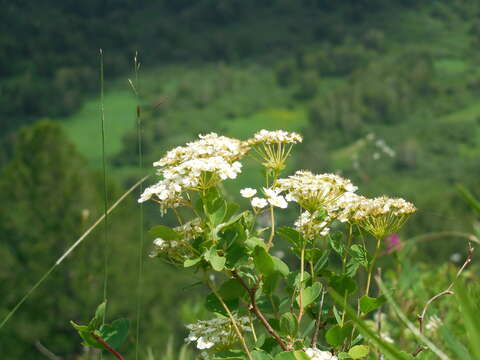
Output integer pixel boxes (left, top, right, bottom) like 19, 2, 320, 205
385, 234, 402, 253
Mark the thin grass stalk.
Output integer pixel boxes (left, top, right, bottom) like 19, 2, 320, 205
99, 49, 110, 325
0, 176, 149, 330
131, 51, 145, 360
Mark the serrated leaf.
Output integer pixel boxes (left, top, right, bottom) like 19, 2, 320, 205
148, 225, 181, 240
350, 245, 369, 269
360, 295, 386, 314
348, 345, 369, 359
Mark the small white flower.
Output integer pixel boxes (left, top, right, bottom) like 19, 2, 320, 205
153, 238, 165, 247
196, 337, 214, 350
240, 188, 257, 198
251, 197, 268, 208
268, 195, 288, 209
304, 348, 337, 360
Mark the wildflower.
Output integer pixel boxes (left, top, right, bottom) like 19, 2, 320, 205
264, 187, 288, 209
294, 210, 331, 240
336, 194, 415, 238
247, 129, 302, 171
276, 170, 357, 213
185, 316, 251, 352
251, 197, 268, 209
304, 348, 338, 360
450, 253, 462, 263
150, 218, 203, 263
240, 188, 257, 198
139, 133, 248, 212
385, 234, 402, 253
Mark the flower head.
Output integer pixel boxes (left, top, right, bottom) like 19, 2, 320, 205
240, 188, 257, 198
251, 197, 268, 209
185, 316, 251, 352
276, 170, 357, 213
139, 133, 248, 212
246, 129, 302, 171
304, 348, 338, 360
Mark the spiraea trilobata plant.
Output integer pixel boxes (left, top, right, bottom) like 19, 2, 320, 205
139, 129, 418, 360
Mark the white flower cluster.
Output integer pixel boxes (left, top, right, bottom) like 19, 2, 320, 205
139, 133, 249, 210
241, 187, 289, 210
425, 315, 442, 333
336, 194, 416, 238
247, 129, 303, 145
304, 348, 338, 360
276, 170, 357, 212
185, 316, 251, 351
294, 210, 331, 239
150, 218, 203, 261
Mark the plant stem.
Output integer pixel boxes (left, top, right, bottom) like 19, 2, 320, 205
267, 205, 275, 249
232, 271, 290, 351
297, 245, 306, 323
91, 332, 125, 360
365, 237, 382, 297
207, 279, 253, 360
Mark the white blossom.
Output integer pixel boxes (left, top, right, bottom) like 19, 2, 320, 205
251, 197, 268, 209
304, 348, 338, 360
240, 188, 257, 198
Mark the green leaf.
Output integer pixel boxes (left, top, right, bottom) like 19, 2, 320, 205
88, 301, 106, 330
70, 321, 103, 349
314, 250, 330, 272
184, 257, 202, 268
359, 295, 386, 314
329, 288, 421, 360
252, 350, 273, 360
325, 324, 352, 347
280, 313, 298, 337
277, 227, 303, 247
148, 225, 181, 240
349, 245, 369, 269
297, 282, 321, 309
337, 352, 352, 359
274, 351, 310, 360
204, 248, 226, 271
205, 293, 238, 315
263, 272, 281, 295
245, 237, 267, 251
97, 318, 129, 349
329, 275, 356, 295
348, 345, 369, 359
253, 246, 275, 276
457, 184, 480, 216
219, 279, 247, 300
328, 231, 345, 255
272, 256, 290, 277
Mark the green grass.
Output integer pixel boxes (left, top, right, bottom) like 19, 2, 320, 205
61, 90, 137, 168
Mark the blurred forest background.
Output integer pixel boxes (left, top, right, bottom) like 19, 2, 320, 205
1, 0, 480, 358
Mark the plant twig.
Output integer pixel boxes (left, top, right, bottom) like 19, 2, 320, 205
35, 340, 62, 360
413, 242, 474, 357
207, 279, 253, 360
232, 271, 291, 351
91, 332, 125, 360
310, 289, 326, 348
